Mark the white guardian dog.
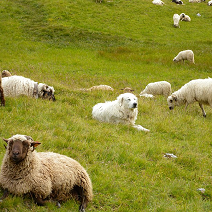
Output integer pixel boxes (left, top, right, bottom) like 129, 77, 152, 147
92, 93, 150, 132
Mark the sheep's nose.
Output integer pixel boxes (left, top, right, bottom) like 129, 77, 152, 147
13, 151, 20, 156
133, 103, 137, 108
169, 107, 173, 110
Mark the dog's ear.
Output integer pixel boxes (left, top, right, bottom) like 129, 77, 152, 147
117, 95, 124, 107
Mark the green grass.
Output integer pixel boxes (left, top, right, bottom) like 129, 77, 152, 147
0, 0, 212, 211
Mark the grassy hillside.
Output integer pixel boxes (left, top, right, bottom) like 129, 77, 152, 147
0, 0, 212, 211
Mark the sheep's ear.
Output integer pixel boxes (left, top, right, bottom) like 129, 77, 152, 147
3, 138, 9, 144
31, 141, 41, 151
172, 95, 177, 101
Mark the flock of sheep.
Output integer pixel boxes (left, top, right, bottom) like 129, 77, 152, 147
0, 0, 210, 210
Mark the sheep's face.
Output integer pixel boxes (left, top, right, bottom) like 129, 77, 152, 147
167, 95, 178, 110
8, 139, 30, 163
38, 84, 56, 101
173, 57, 178, 62
118, 93, 138, 109
3, 135, 41, 164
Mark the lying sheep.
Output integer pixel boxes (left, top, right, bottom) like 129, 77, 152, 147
121, 87, 134, 93
167, 78, 212, 117
0, 134, 93, 211
2, 70, 12, 78
82, 85, 114, 92
173, 14, 180, 28
208, 0, 212, 5
0, 73, 5, 106
180, 13, 191, 22
152, 0, 165, 5
140, 81, 172, 98
2, 75, 55, 101
173, 50, 195, 64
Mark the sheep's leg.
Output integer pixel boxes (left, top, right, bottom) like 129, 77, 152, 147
33, 195, 47, 206
199, 103, 206, 117
75, 186, 87, 212
0, 87, 5, 106
0, 189, 9, 201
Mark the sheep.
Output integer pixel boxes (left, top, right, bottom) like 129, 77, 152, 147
152, 0, 165, 5
208, 0, 212, 5
0, 73, 5, 106
172, 0, 183, 4
121, 87, 134, 93
173, 14, 180, 28
167, 78, 212, 117
2, 75, 56, 101
0, 134, 93, 211
173, 50, 195, 64
81, 85, 114, 92
2, 70, 12, 78
189, 0, 205, 2
180, 13, 191, 22
139, 81, 172, 98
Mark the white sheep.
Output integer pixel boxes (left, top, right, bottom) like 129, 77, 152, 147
208, 0, 212, 5
173, 14, 180, 28
189, 0, 205, 2
0, 134, 93, 211
173, 50, 195, 64
172, 0, 183, 4
167, 78, 212, 117
180, 13, 191, 22
2, 75, 55, 101
139, 81, 172, 98
152, 0, 164, 5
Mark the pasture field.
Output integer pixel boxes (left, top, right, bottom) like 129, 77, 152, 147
0, 0, 212, 211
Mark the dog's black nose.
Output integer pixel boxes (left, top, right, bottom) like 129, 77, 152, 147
133, 103, 137, 108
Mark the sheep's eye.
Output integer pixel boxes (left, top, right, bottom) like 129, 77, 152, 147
170, 100, 173, 103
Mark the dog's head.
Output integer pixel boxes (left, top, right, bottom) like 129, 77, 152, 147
38, 83, 56, 101
117, 93, 138, 109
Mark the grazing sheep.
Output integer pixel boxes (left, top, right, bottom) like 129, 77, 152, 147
189, 0, 204, 2
152, 0, 165, 5
180, 13, 191, 22
0, 134, 93, 211
167, 78, 212, 117
92, 93, 150, 131
173, 14, 180, 28
0, 73, 5, 106
121, 87, 134, 93
139, 81, 172, 98
2, 70, 12, 78
2, 75, 55, 101
208, 0, 212, 5
173, 50, 195, 64
172, 0, 183, 4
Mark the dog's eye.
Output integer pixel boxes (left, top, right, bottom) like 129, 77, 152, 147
128, 99, 131, 101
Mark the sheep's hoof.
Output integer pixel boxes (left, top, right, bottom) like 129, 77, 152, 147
203, 114, 206, 118
56, 202, 61, 208
79, 205, 85, 212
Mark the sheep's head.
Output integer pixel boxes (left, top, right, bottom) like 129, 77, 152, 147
38, 83, 56, 101
121, 87, 134, 93
3, 135, 41, 164
167, 94, 178, 110
2, 70, 12, 78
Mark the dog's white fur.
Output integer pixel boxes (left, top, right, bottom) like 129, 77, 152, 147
92, 93, 149, 131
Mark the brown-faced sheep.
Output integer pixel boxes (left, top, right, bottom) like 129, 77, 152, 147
0, 134, 93, 211
121, 87, 134, 93
0, 73, 5, 106
2, 70, 12, 78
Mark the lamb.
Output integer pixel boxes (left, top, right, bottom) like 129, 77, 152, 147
152, 0, 165, 5
180, 13, 191, 22
139, 81, 172, 98
173, 50, 195, 64
208, 0, 212, 5
2, 70, 12, 78
82, 85, 114, 92
173, 14, 180, 28
0, 73, 5, 106
0, 134, 93, 211
121, 87, 134, 93
167, 78, 212, 117
2, 75, 56, 101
